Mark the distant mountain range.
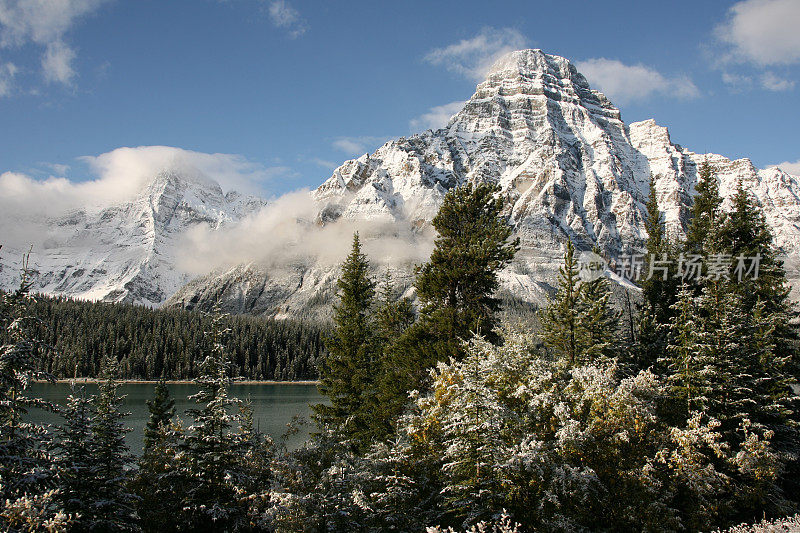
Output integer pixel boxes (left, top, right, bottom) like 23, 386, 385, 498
3, 49, 799, 317
0, 169, 265, 306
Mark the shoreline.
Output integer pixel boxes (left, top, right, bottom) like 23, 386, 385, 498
38, 379, 319, 385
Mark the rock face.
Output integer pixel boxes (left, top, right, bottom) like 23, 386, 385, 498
5, 49, 800, 313
0, 169, 265, 306
169, 49, 800, 316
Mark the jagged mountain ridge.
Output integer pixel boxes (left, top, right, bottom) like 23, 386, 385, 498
3, 49, 798, 314
169, 49, 800, 317
0, 169, 266, 306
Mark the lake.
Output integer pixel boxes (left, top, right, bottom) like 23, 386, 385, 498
27, 382, 323, 453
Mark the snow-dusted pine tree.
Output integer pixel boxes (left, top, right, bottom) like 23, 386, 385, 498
53, 388, 95, 526
89, 356, 138, 531
0, 255, 57, 527
540, 241, 620, 367
539, 240, 583, 366
143, 379, 174, 454
664, 285, 713, 418
174, 310, 250, 530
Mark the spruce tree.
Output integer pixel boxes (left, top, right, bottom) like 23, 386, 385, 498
378, 183, 518, 430
313, 233, 377, 446
54, 360, 139, 532
539, 241, 622, 368
539, 240, 583, 366
664, 285, 713, 419
685, 160, 723, 257
133, 393, 181, 533
716, 182, 798, 362
577, 271, 620, 364
54, 388, 95, 527
371, 269, 415, 439
143, 379, 174, 453
374, 269, 415, 345
637, 174, 678, 370
89, 356, 138, 531
0, 255, 54, 506
176, 310, 250, 530
414, 182, 519, 353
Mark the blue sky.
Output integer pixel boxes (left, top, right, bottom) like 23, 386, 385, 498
1, 0, 799, 197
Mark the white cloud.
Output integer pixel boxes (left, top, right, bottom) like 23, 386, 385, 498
0, 0, 106, 87
0, 0, 104, 46
267, 0, 307, 38
424, 27, 528, 81
715, 0, 800, 66
42, 40, 75, 85
331, 136, 386, 157
39, 162, 70, 176
771, 159, 800, 176
311, 158, 338, 170
409, 100, 467, 132
760, 71, 795, 91
0, 146, 286, 223
0, 59, 16, 96
721, 71, 754, 90
575, 58, 700, 105
176, 189, 435, 276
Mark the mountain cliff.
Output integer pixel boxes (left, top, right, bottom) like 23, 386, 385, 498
168, 49, 800, 316
4, 49, 799, 314
0, 169, 265, 306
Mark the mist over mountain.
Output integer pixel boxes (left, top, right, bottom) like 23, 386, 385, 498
2, 49, 799, 315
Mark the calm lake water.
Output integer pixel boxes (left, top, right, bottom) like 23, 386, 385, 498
27, 382, 323, 453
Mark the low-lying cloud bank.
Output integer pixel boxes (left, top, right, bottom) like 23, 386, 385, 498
176, 188, 435, 277
1, 146, 433, 284
0, 146, 281, 219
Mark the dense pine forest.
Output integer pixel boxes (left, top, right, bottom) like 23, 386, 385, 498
1, 294, 325, 380
2, 168, 799, 531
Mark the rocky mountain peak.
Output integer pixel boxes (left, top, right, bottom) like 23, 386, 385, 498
461, 49, 619, 125
6, 49, 799, 314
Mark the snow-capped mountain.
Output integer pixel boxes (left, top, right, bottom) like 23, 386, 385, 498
168, 49, 800, 316
0, 169, 265, 306
4, 49, 799, 314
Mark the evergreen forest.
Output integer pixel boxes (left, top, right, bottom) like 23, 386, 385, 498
0, 294, 325, 381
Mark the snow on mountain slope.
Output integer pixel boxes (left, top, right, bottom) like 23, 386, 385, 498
169, 49, 800, 316
4, 49, 798, 313
0, 168, 266, 306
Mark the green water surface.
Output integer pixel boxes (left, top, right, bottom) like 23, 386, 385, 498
27, 382, 323, 453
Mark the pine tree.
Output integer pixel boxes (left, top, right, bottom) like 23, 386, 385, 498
378, 183, 518, 432
89, 356, 138, 531
539, 240, 588, 366
716, 182, 799, 363
371, 269, 415, 440
664, 285, 713, 418
312, 233, 377, 446
437, 337, 510, 527
685, 160, 723, 257
54, 388, 95, 526
0, 254, 55, 507
143, 379, 174, 453
133, 404, 181, 533
53, 359, 139, 532
637, 174, 678, 370
234, 400, 274, 527
374, 268, 415, 345
577, 272, 620, 364
542, 240, 580, 364
175, 310, 249, 530
414, 182, 519, 353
